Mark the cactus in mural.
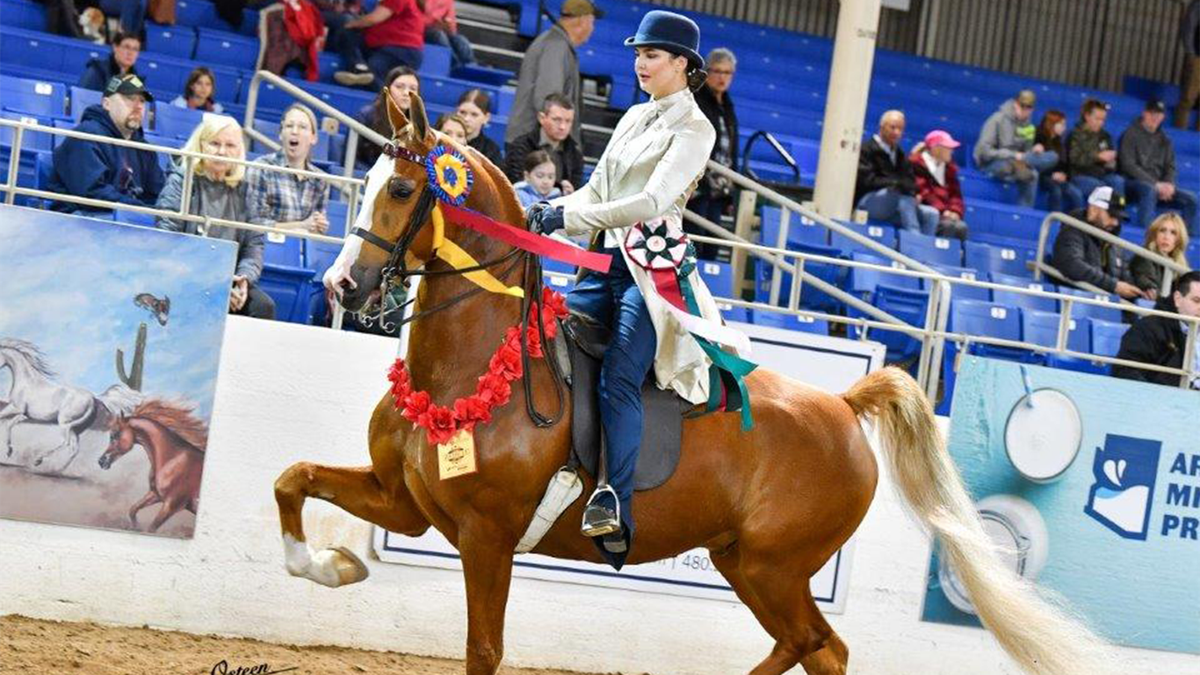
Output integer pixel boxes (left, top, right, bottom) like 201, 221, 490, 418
117, 323, 147, 391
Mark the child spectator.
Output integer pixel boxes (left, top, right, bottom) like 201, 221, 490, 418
1131, 212, 1191, 297
171, 67, 224, 113
910, 130, 969, 240
456, 89, 503, 166
512, 149, 561, 209
435, 113, 469, 145
246, 103, 330, 235
156, 115, 275, 320
1034, 109, 1082, 213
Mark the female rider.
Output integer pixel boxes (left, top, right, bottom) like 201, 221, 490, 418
527, 10, 730, 564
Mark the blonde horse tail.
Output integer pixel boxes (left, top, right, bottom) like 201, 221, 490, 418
842, 367, 1112, 675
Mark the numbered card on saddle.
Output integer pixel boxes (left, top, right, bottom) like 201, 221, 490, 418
437, 430, 478, 480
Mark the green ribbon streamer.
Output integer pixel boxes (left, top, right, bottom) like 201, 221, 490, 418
678, 272, 757, 431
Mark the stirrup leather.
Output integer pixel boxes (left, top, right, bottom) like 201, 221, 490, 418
580, 485, 621, 537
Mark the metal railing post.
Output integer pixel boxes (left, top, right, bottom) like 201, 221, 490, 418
5, 126, 23, 206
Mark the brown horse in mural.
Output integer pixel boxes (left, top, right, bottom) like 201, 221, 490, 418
101, 399, 207, 532
272, 93, 1108, 675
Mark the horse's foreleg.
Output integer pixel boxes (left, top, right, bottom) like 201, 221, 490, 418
1, 411, 26, 457
33, 427, 80, 470
274, 462, 430, 588
458, 526, 516, 675
147, 497, 186, 532
128, 490, 161, 529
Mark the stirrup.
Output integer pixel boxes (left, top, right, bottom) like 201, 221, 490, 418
580, 485, 621, 537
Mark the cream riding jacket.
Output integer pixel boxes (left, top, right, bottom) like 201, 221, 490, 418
550, 87, 724, 404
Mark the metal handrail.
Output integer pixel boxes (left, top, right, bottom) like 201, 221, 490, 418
1034, 211, 1191, 296
741, 131, 801, 184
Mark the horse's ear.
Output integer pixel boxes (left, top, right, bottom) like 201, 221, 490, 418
408, 92, 433, 144
384, 87, 410, 137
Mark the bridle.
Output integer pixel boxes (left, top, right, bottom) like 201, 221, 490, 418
348, 136, 566, 428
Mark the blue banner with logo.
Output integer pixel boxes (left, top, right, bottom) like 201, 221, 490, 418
921, 356, 1200, 654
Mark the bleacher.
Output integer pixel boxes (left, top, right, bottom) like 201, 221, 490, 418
2, 0, 1194, 398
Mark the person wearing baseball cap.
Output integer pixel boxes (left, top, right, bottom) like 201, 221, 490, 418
1119, 99, 1199, 235
47, 73, 163, 214
974, 89, 1060, 208
1051, 185, 1151, 300
911, 130, 970, 239
505, 0, 601, 147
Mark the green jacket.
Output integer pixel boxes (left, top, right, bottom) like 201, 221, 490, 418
1067, 124, 1117, 179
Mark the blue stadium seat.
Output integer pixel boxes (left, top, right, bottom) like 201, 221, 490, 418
195, 29, 260, 70
0, 75, 67, 118
175, 0, 258, 35
697, 260, 734, 299
421, 45, 453, 77
263, 231, 304, 267
751, 309, 829, 335
990, 273, 1058, 313
760, 206, 827, 248
938, 299, 1031, 413
1022, 310, 1090, 354
754, 242, 845, 314
828, 221, 896, 256
1, 0, 43, 30
0, 111, 53, 152
70, 86, 102, 120
145, 24, 198, 59
153, 103, 206, 138
847, 251, 921, 297
1058, 287, 1123, 322
259, 263, 316, 324
716, 302, 750, 323
929, 264, 990, 302
1090, 319, 1130, 358
963, 240, 1033, 278
897, 230, 963, 268
849, 283, 929, 366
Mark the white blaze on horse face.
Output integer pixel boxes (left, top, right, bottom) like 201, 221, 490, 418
324, 154, 394, 293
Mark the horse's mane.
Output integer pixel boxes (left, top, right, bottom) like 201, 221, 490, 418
133, 398, 209, 451
0, 338, 56, 378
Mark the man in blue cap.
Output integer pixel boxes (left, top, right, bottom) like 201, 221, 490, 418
48, 74, 164, 215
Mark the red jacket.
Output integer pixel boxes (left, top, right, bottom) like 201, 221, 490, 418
284, 0, 325, 82
910, 149, 965, 218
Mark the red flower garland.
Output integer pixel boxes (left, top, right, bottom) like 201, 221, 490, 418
387, 288, 570, 446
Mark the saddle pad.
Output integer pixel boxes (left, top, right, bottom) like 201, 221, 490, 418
564, 316, 687, 491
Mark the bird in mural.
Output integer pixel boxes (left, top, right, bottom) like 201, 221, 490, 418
134, 293, 170, 326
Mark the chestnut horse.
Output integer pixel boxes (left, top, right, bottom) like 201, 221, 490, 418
101, 399, 207, 532
273, 93, 1108, 675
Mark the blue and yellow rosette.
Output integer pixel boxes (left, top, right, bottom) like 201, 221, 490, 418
425, 146, 473, 206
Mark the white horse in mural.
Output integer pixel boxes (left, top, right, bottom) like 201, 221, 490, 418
0, 338, 142, 471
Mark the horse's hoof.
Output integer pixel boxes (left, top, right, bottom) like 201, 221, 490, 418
312, 546, 370, 588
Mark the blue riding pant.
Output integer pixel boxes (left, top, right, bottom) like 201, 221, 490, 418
565, 248, 657, 536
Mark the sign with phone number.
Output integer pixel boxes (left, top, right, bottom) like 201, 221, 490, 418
375, 322, 883, 613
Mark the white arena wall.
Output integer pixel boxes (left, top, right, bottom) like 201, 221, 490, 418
0, 316, 1190, 675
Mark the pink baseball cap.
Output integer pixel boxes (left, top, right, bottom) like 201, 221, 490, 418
924, 130, 961, 149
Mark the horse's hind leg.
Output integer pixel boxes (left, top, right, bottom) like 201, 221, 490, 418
274, 462, 430, 588
128, 490, 161, 529
714, 542, 848, 675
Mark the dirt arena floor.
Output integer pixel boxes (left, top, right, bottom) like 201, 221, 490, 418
0, 615, 615, 675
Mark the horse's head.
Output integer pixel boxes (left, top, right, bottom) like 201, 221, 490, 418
99, 414, 133, 470
337, 91, 445, 313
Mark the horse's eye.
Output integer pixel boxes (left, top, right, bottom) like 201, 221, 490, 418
388, 176, 416, 200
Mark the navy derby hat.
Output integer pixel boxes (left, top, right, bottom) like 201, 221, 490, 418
624, 10, 704, 70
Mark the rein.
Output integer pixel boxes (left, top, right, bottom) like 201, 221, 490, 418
352, 138, 566, 429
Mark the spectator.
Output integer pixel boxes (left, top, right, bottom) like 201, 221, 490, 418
1176, 0, 1200, 130
171, 67, 224, 114
423, 0, 474, 69
355, 66, 420, 168
854, 110, 938, 234
910, 130, 969, 240
1131, 213, 1191, 297
48, 74, 163, 214
258, 0, 326, 82
245, 104, 330, 235
1052, 186, 1148, 300
331, 0, 423, 87
512, 149, 562, 209
506, 0, 600, 146
1034, 109, 1083, 213
456, 89, 503, 167
503, 93, 582, 193
1120, 100, 1199, 235
156, 115, 275, 320
1068, 98, 1125, 200
686, 47, 738, 259
78, 31, 143, 92
1113, 270, 1200, 389
973, 89, 1058, 208
434, 113, 469, 144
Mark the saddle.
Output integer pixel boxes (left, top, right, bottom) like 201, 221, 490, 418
555, 312, 690, 491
